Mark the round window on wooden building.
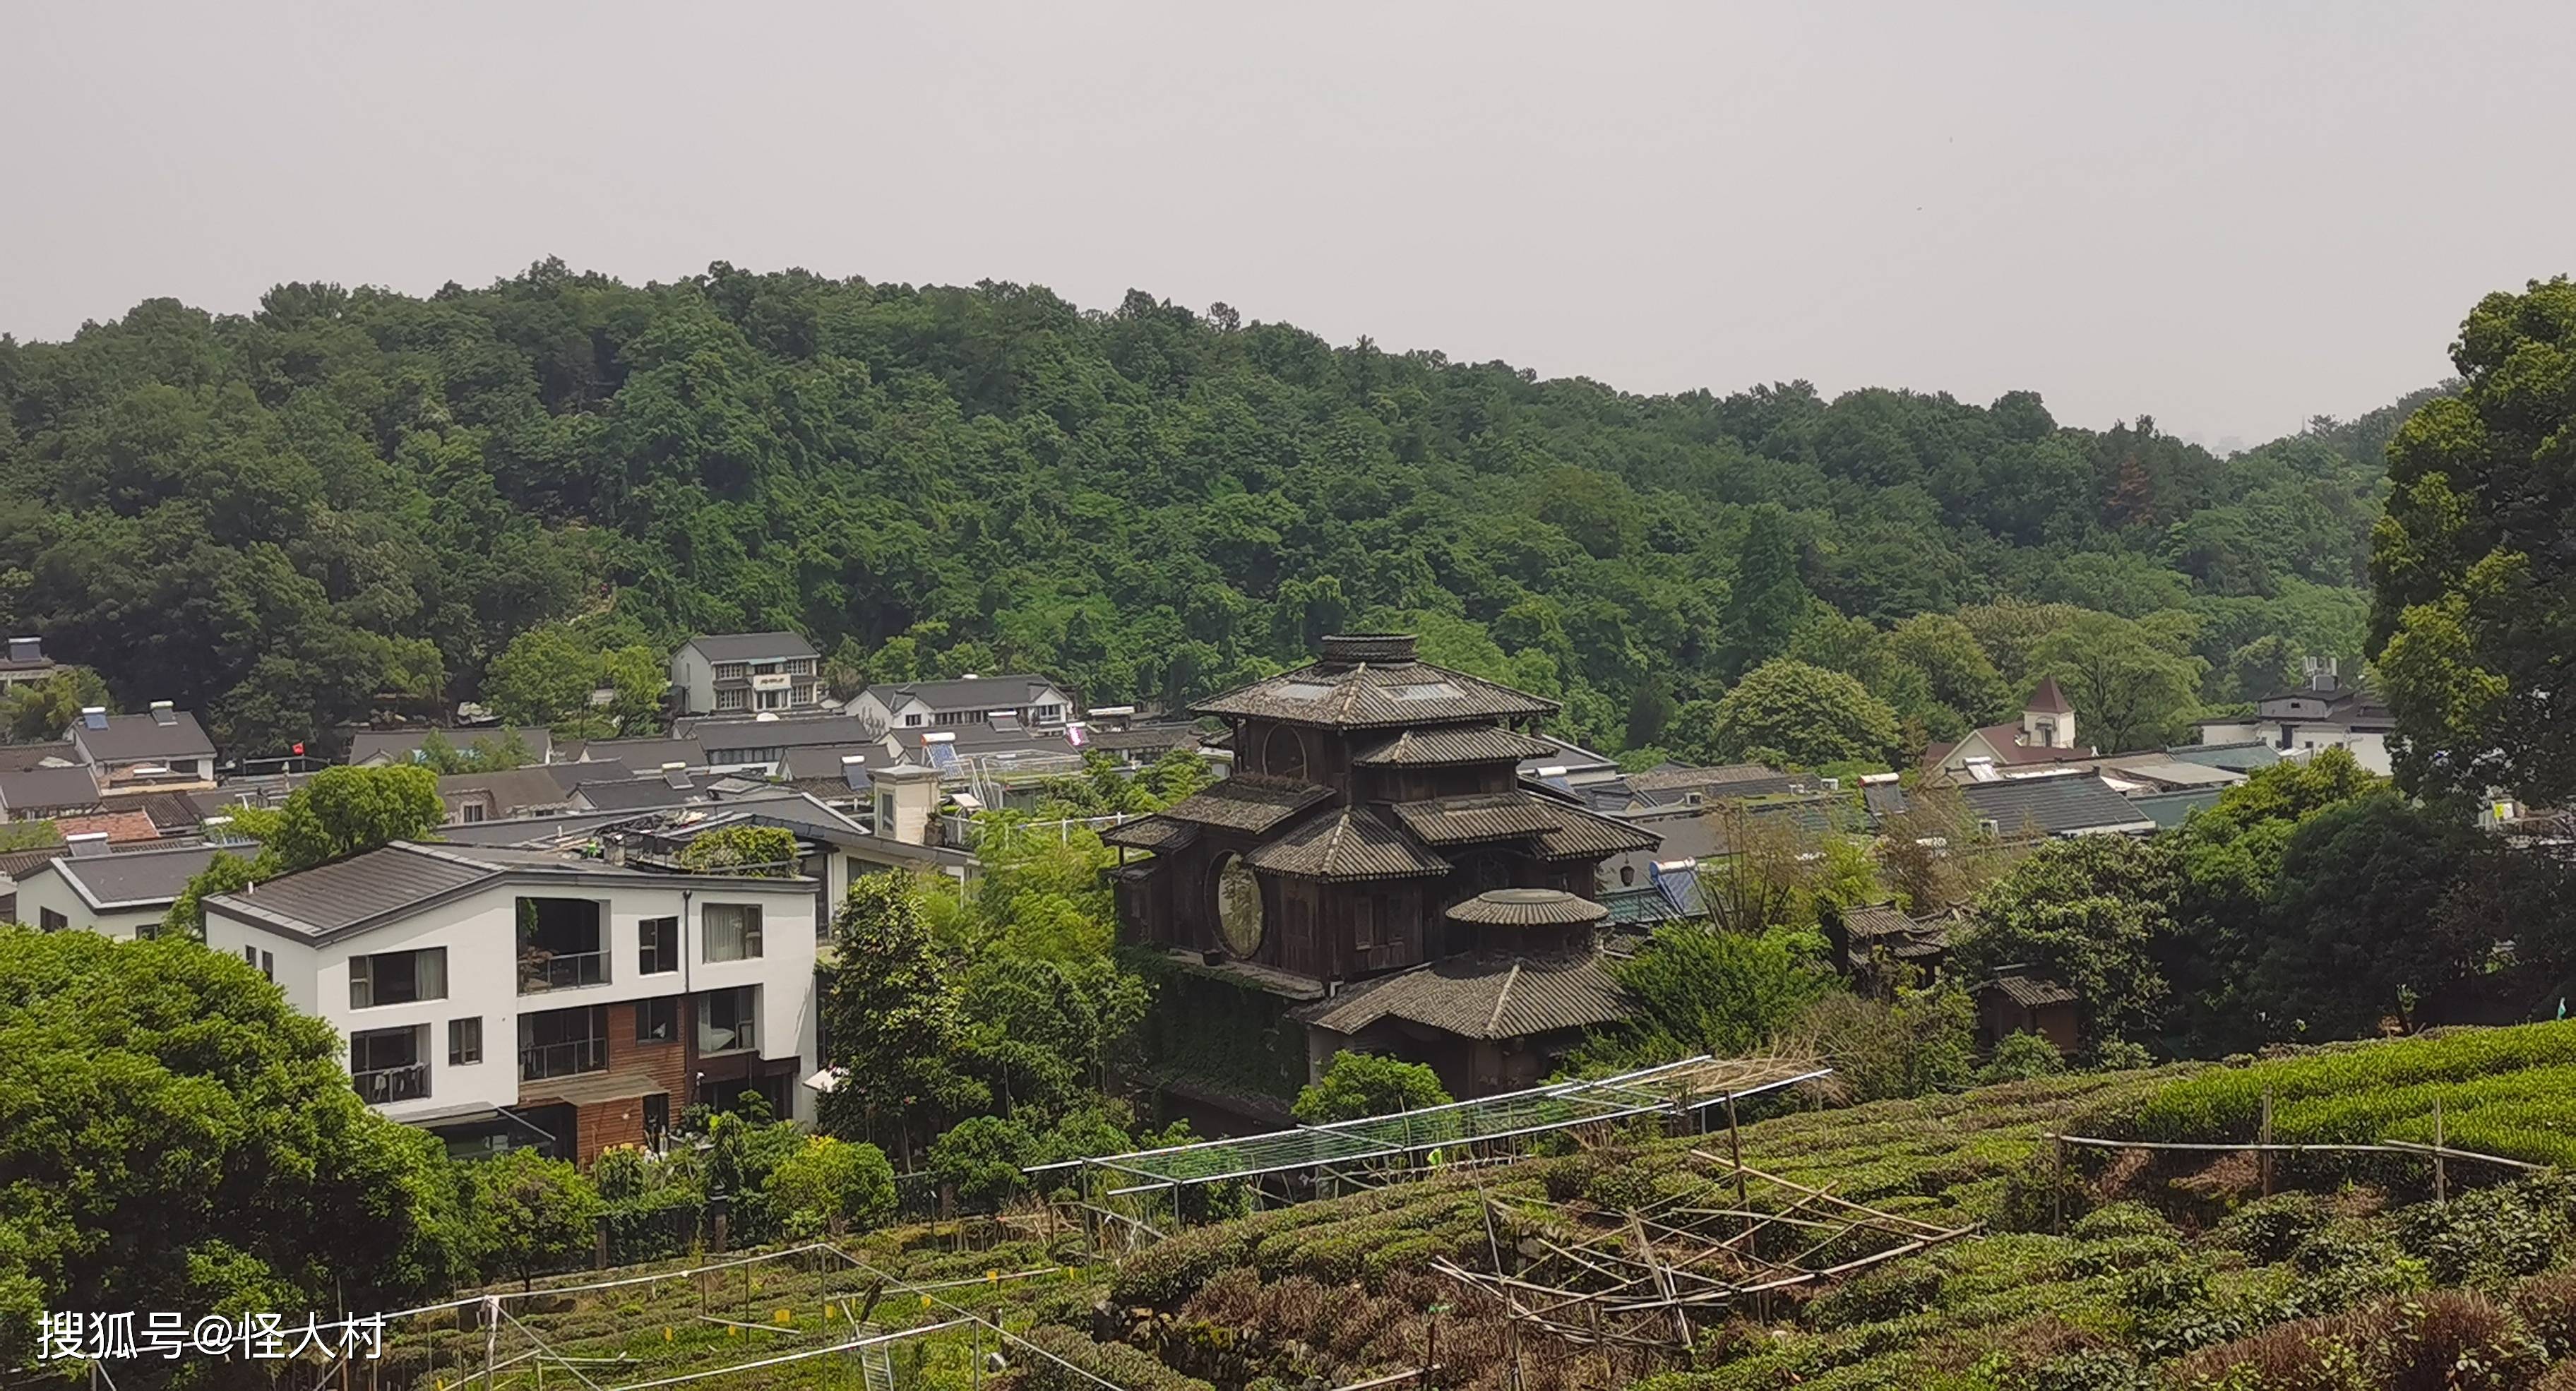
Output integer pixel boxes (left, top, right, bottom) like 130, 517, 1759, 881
1263, 724, 1309, 782
1214, 853, 1267, 957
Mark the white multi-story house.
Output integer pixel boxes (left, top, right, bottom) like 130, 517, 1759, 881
200, 841, 821, 1163
2193, 662, 2396, 776
669, 633, 823, 717
847, 674, 1075, 733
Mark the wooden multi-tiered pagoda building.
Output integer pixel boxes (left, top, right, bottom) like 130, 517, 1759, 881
1106, 633, 1659, 1104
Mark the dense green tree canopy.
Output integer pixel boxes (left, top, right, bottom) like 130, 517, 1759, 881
1291, 1051, 1453, 1123
0, 930, 464, 1368
0, 263, 2397, 758
2371, 277, 2576, 801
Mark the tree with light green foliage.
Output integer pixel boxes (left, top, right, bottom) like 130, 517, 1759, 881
2028, 609, 2208, 753
469, 1147, 599, 1289
765, 1134, 896, 1236
1587, 924, 1834, 1066
0, 928, 469, 1362
1705, 659, 1901, 768
269, 764, 444, 871
1293, 1051, 1452, 1123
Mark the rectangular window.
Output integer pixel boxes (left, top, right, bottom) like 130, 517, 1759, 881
696, 985, 759, 1055
903, 712, 924, 727
636, 996, 677, 1043
460, 802, 487, 824
1032, 703, 1065, 725
351, 1025, 429, 1104
261, 950, 274, 981
349, 947, 447, 1009
517, 897, 607, 993
639, 916, 679, 974
703, 904, 763, 962
715, 688, 746, 711
40, 907, 66, 932
756, 688, 789, 712
1353, 896, 1376, 950
518, 1006, 608, 1081
448, 1016, 482, 1065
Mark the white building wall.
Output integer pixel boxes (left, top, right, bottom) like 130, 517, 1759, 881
205, 876, 821, 1124
13, 869, 165, 941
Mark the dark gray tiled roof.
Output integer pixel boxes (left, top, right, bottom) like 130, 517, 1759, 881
1957, 774, 2157, 837
1351, 725, 1563, 767
682, 631, 818, 662
1529, 803, 1664, 861
1294, 951, 1630, 1040
1445, 888, 1609, 928
1243, 807, 1452, 881
861, 675, 1066, 713
32, 843, 221, 909
1193, 638, 1556, 731
1388, 792, 1567, 846
573, 737, 706, 770
437, 767, 583, 812
572, 777, 704, 811
205, 841, 734, 940
0, 744, 73, 774
682, 714, 885, 750
1626, 762, 1794, 795
1157, 776, 1334, 834
780, 744, 882, 780
1986, 975, 2080, 1009
347, 727, 553, 765
2163, 741, 2282, 772
1099, 815, 1199, 853
0, 764, 103, 813
71, 710, 216, 763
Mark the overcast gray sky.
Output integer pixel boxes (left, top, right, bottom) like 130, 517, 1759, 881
6, 1, 2571, 447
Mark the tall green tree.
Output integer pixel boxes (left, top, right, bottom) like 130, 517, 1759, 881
816, 874, 974, 1166
2371, 277, 2576, 801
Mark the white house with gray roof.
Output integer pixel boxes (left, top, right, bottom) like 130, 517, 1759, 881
847, 674, 1075, 733
67, 704, 218, 793
201, 840, 822, 1162
669, 633, 822, 717
15, 842, 221, 940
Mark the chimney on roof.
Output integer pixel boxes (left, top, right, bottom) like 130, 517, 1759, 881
150, 701, 177, 727
79, 706, 108, 731
66, 831, 109, 858
8, 637, 40, 663
1318, 633, 1417, 667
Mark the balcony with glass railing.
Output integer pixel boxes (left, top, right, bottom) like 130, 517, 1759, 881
518, 1037, 607, 1082
354, 1063, 429, 1105
518, 949, 609, 993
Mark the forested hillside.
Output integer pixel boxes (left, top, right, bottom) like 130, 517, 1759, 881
0, 261, 2425, 753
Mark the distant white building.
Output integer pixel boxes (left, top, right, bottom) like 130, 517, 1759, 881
67, 703, 218, 794
1921, 678, 2094, 781
2194, 662, 2395, 776
201, 842, 821, 1162
847, 674, 1075, 732
668, 633, 823, 717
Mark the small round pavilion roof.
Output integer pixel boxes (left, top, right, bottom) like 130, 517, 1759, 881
1445, 888, 1611, 929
